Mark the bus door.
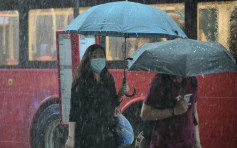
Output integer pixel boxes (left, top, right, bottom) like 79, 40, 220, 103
56, 31, 96, 124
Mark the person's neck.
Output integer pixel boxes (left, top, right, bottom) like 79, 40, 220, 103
93, 72, 100, 83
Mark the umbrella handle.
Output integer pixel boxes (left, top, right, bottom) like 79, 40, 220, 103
123, 77, 136, 98
125, 87, 137, 97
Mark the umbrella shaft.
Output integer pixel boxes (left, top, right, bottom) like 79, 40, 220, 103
123, 35, 127, 80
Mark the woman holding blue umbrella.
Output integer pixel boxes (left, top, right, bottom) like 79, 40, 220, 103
64, 1, 187, 96
65, 44, 129, 148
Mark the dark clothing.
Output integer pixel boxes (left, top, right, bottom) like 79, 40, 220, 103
69, 71, 119, 148
144, 74, 198, 148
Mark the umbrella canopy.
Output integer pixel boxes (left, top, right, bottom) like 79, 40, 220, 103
128, 39, 237, 77
64, 1, 187, 38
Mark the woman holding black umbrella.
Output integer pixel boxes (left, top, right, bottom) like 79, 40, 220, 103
65, 44, 128, 148
140, 74, 202, 148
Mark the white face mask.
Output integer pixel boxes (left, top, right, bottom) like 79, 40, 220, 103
90, 58, 106, 73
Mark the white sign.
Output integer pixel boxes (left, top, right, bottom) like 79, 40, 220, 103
58, 34, 72, 124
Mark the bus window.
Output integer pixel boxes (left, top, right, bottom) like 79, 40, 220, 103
105, 37, 163, 61
105, 3, 184, 61
198, 8, 218, 42
198, 1, 237, 61
152, 3, 185, 31
0, 11, 19, 65
29, 8, 73, 61
198, 3, 219, 43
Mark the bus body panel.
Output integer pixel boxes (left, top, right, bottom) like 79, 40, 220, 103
0, 69, 59, 148
0, 70, 237, 147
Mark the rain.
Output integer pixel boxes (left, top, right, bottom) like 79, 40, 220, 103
0, 0, 237, 148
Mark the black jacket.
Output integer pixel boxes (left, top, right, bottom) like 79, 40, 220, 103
69, 71, 119, 148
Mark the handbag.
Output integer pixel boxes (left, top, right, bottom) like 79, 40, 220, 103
115, 105, 134, 147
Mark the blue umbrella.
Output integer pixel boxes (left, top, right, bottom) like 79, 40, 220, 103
64, 1, 187, 38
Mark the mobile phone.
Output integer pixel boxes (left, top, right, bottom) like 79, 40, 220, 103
184, 94, 192, 105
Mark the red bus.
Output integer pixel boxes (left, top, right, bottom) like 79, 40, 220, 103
0, 1, 236, 148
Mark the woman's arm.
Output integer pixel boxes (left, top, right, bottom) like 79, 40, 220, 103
109, 73, 129, 103
140, 103, 173, 120
140, 99, 188, 121
193, 103, 202, 148
65, 122, 76, 148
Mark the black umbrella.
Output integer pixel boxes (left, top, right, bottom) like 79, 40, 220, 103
64, 1, 187, 96
128, 39, 237, 77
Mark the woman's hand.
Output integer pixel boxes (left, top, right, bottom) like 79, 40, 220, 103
65, 136, 75, 148
119, 82, 129, 95
174, 98, 188, 115
118, 82, 129, 102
